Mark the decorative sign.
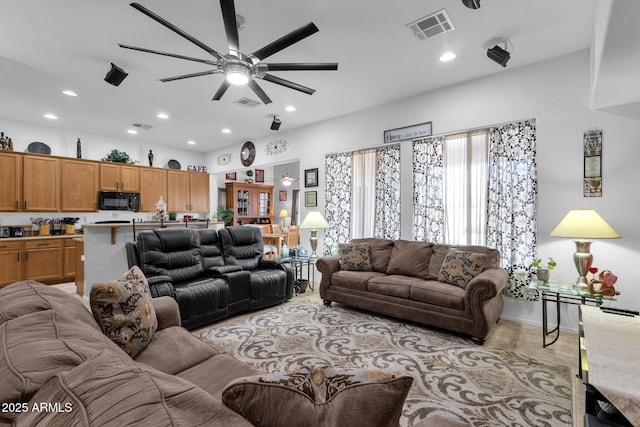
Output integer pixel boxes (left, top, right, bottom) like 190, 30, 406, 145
187, 165, 208, 173
583, 129, 602, 197
217, 153, 232, 166
383, 121, 432, 143
265, 139, 289, 155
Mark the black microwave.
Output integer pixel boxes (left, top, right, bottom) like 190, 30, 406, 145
98, 191, 140, 211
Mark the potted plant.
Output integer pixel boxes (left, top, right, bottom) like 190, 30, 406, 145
530, 257, 557, 282
101, 149, 136, 164
216, 206, 234, 226
245, 169, 254, 183
168, 211, 177, 221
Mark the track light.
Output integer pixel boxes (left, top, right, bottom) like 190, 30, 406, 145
462, 0, 480, 9
104, 63, 128, 86
270, 116, 281, 131
487, 44, 511, 67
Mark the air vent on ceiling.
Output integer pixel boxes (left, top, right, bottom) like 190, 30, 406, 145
407, 9, 455, 40
233, 97, 261, 108
129, 122, 153, 130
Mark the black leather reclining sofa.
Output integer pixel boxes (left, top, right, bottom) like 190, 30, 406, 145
126, 226, 293, 330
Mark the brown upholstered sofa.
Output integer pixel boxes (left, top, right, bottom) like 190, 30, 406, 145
0, 280, 259, 426
317, 238, 509, 344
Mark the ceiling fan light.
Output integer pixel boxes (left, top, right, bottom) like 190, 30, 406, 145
225, 63, 251, 85
282, 180, 292, 187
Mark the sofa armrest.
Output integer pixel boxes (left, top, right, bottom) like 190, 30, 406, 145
205, 265, 243, 274
147, 275, 177, 300
258, 258, 294, 300
466, 268, 509, 299
465, 267, 509, 340
151, 296, 181, 330
316, 255, 341, 299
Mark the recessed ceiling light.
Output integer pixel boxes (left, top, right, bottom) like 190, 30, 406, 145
222, 128, 231, 134
187, 140, 196, 145
440, 52, 456, 62
157, 112, 169, 119
62, 90, 77, 97
44, 113, 58, 120
127, 129, 138, 135
285, 105, 296, 112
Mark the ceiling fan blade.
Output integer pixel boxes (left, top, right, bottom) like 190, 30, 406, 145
219, 0, 240, 57
263, 62, 338, 71
159, 70, 218, 82
248, 80, 273, 104
261, 74, 315, 95
250, 22, 319, 63
119, 44, 218, 66
212, 80, 231, 100
130, 2, 224, 60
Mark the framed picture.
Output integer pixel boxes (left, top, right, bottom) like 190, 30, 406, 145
279, 190, 287, 201
255, 169, 265, 183
225, 172, 237, 180
305, 168, 318, 187
305, 191, 317, 207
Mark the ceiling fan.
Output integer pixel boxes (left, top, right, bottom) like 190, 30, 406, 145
268, 173, 299, 186
119, 1, 338, 104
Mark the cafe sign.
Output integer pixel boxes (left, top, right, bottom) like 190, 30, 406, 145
383, 121, 432, 143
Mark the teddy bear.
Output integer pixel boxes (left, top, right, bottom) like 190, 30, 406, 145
588, 269, 620, 296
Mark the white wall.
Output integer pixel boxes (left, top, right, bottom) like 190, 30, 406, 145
209, 49, 640, 329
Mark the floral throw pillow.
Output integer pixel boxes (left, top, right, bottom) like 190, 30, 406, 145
222, 365, 413, 427
338, 242, 372, 271
438, 248, 487, 289
90, 266, 157, 358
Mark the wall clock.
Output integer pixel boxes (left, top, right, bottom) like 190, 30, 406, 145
240, 141, 256, 166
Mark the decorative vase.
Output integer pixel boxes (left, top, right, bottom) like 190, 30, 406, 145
536, 269, 550, 282
76, 138, 82, 158
148, 150, 154, 167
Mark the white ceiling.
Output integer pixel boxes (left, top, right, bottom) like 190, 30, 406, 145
3, 0, 632, 153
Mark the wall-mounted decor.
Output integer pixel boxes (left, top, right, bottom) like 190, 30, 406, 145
187, 165, 208, 172
217, 153, 232, 166
383, 121, 432, 143
305, 168, 318, 187
305, 191, 317, 207
583, 129, 602, 197
240, 141, 256, 166
255, 168, 265, 183
225, 172, 237, 180
279, 190, 287, 201
265, 139, 289, 155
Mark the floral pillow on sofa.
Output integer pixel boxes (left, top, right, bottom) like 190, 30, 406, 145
338, 242, 373, 271
438, 248, 486, 289
90, 266, 157, 358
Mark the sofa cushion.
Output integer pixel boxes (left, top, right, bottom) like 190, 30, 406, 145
386, 240, 433, 280
338, 242, 372, 271
331, 271, 387, 292
437, 249, 487, 289
0, 280, 97, 329
90, 266, 158, 358
429, 244, 501, 278
222, 365, 413, 427
410, 280, 466, 310
17, 351, 252, 427
351, 238, 394, 273
367, 275, 416, 299
0, 309, 122, 410
134, 326, 219, 375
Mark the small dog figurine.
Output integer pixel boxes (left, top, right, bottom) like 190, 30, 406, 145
588, 270, 620, 296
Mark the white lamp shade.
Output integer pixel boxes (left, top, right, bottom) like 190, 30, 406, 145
279, 209, 289, 218
300, 211, 329, 229
550, 209, 620, 239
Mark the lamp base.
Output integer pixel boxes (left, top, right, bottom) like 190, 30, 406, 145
573, 240, 592, 288
309, 229, 319, 259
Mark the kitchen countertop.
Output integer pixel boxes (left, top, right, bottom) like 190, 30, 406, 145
0, 234, 81, 242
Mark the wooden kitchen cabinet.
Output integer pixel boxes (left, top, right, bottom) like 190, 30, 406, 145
0, 241, 22, 287
63, 239, 77, 281
225, 182, 273, 225
100, 163, 140, 192
60, 159, 99, 212
0, 152, 22, 212
140, 168, 167, 212
23, 239, 64, 284
22, 155, 60, 212
166, 171, 210, 213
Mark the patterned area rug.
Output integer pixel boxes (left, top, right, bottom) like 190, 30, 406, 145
201, 301, 572, 427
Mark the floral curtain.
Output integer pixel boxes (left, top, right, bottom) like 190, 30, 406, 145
374, 144, 401, 239
486, 120, 538, 300
324, 152, 352, 255
412, 137, 445, 242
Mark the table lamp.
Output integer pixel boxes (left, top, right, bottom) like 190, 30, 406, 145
300, 211, 329, 259
550, 209, 620, 287
279, 209, 289, 229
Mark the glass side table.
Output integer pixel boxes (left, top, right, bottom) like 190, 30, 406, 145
288, 257, 316, 295
532, 280, 615, 347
